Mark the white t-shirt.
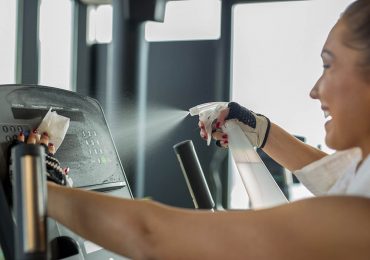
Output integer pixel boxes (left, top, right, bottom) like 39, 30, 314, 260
294, 147, 370, 198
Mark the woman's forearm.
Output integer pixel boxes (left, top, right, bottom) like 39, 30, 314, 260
263, 123, 327, 171
47, 183, 170, 259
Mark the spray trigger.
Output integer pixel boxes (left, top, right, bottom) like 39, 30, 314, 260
189, 102, 228, 145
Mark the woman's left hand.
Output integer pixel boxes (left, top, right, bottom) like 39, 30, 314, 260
15, 129, 70, 186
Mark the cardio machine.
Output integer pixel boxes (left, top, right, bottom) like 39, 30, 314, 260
0, 84, 133, 260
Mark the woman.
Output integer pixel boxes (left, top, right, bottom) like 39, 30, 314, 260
17, 1, 370, 259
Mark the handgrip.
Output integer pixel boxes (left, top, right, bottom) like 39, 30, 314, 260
11, 144, 48, 260
173, 140, 215, 210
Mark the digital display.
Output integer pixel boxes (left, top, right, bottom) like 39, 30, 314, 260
11, 106, 85, 122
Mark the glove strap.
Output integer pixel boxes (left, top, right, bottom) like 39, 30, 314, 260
258, 114, 271, 149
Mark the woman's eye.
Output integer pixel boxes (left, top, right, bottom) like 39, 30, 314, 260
323, 64, 331, 69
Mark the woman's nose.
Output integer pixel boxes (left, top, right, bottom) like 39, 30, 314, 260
310, 75, 322, 99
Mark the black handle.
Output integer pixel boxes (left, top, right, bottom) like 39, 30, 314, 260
0, 180, 15, 260
11, 144, 48, 260
173, 140, 215, 210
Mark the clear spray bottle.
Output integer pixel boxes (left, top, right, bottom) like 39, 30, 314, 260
189, 102, 288, 209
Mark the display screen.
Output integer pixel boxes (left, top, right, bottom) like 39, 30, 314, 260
12, 106, 85, 122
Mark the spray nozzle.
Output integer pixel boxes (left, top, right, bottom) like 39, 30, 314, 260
189, 102, 228, 145
189, 102, 227, 116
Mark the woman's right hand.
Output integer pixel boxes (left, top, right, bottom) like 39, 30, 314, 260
198, 106, 230, 148
198, 102, 271, 149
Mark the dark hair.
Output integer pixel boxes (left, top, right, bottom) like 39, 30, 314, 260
341, 0, 370, 69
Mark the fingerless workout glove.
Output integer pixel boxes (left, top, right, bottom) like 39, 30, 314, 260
9, 141, 70, 186
225, 102, 271, 148
45, 152, 68, 186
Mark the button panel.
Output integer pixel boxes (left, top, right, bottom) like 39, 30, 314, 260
81, 129, 111, 166
1, 124, 122, 185
1, 124, 29, 143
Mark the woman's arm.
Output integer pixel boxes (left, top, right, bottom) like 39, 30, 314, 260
47, 183, 168, 259
48, 183, 370, 260
262, 123, 327, 171
209, 105, 327, 171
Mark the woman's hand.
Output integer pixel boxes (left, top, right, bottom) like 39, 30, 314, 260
198, 102, 271, 149
15, 129, 70, 186
17, 129, 55, 152
198, 106, 230, 148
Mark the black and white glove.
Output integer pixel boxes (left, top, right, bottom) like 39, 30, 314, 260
225, 102, 271, 148
9, 130, 71, 186
200, 102, 271, 148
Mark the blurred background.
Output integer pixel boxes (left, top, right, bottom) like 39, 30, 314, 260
0, 0, 356, 216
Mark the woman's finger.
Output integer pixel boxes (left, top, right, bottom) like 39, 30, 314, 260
48, 143, 56, 155
27, 129, 38, 144
40, 132, 49, 146
212, 131, 228, 141
200, 128, 207, 140
220, 139, 229, 148
199, 121, 208, 140
214, 108, 230, 128
215, 139, 229, 149
63, 167, 70, 175
17, 131, 25, 143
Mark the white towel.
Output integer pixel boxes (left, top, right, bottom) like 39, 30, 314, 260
37, 108, 70, 151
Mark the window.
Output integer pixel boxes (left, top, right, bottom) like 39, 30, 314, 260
230, 0, 356, 208
0, 0, 16, 85
39, 0, 73, 90
87, 4, 113, 44
145, 0, 221, 42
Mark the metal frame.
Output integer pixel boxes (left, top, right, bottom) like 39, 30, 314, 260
71, 0, 90, 94
16, 0, 40, 85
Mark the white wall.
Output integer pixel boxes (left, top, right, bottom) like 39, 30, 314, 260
39, 0, 73, 90
145, 0, 221, 41
0, 0, 16, 85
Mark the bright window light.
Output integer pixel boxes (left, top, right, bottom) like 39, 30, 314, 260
232, 0, 355, 152
0, 0, 16, 85
145, 0, 221, 42
87, 5, 113, 44
230, 0, 356, 208
39, 0, 73, 90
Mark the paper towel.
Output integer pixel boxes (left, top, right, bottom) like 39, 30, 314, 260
37, 108, 70, 151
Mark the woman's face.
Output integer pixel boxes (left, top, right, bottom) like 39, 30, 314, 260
310, 20, 370, 153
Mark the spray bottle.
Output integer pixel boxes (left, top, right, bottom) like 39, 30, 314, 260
189, 102, 288, 209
